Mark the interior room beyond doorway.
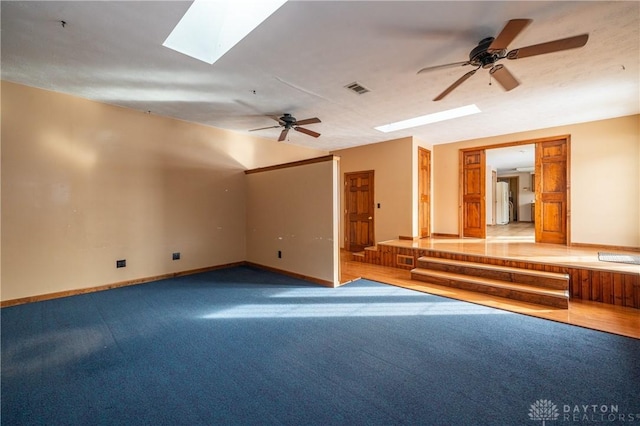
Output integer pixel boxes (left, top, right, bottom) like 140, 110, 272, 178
486, 221, 534, 241
486, 144, 535, 239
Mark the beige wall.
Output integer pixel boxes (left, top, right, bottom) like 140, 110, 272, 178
1, 81, 326, 301
433, 115, 640, 247
333, 137, 414, 246
245, 158, 339, 285
3, 81, 638, 302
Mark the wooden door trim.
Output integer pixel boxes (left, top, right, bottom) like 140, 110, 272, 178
535, 136, 571, 245
463, 135, 572, 152
344, 170, 375, 251
459, 135, 570, 245
460, 149, 486, 238
418, 147, 431, 238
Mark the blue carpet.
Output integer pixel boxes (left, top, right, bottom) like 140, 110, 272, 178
2, 266, 639, 425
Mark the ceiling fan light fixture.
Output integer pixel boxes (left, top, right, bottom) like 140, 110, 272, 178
374, 104, 481, 133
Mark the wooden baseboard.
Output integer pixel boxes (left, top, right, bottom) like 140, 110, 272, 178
245, 262, 336, 288
431, 233, 460, 238
0, 262, 245, 308
398, 235, 417, 241
1, 261, 337, 307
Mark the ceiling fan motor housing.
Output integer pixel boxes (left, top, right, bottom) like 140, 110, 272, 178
280, 113, 297, 128
470, 37, 503, 68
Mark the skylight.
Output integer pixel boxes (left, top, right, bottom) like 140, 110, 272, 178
375, 104, 481, 133
163, 0, 287, 65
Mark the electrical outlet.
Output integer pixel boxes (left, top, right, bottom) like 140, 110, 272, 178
172, 252, 181, 260
116, 259, 126, 268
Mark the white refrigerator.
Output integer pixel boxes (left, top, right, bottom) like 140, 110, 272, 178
496, 182, 509, 225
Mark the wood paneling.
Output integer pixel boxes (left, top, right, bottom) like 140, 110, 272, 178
341, 249, 640, 339
356, 241, 640, 309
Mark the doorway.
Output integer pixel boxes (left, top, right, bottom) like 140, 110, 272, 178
461, 137, 569, 245
486, 144, 535, 239
497, 176, 519, 222
344, 170, 375, 252
418, 147, 431, 238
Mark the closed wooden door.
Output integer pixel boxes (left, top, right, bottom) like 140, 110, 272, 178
345, 170, 375, 251
535, 139, 568, 244
418, 147, 431, 238
462, 149, 486, 238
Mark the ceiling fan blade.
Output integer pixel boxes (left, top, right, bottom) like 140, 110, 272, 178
271, 115, 285, 124
488, 19, 532, 52
507, 34, 589, 59
278, 128, 289, 142
433, 69, 477, 101
294, 127, 321, 138
489, 64, 519, 91
418, 61, 470, 75
249, 125, 281, 132
295, 117, 321, 126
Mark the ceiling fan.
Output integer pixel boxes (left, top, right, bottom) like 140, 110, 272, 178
417, 19, 589, 101
249, 113, 321, 141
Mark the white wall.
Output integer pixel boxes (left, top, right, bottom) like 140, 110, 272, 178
245, 158, 339, 285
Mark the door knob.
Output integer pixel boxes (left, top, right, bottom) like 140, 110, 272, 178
368, 217, 373, 220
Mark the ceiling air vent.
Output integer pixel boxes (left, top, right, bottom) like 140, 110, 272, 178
345, 82, 370, 95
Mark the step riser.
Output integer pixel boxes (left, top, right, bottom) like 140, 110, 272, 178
416, 261, 567, 290
411, 272, 568, 309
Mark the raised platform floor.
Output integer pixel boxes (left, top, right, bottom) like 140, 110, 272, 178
342, 237, 639, 338
411, 256, 570, 309
341, 243, 640, 339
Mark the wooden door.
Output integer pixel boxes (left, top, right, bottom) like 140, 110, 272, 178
345, 170, 375, 251
535, 139, 568, 244
418, 147, 431, 238
461, 150, 486, 238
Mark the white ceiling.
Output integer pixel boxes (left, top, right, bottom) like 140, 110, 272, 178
2, 1, 638, 151
486, 144, 534, 172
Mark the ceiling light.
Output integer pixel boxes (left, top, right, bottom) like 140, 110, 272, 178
516, 167, 535, 173
374, 104, 481, 133
163, 0, 287, 65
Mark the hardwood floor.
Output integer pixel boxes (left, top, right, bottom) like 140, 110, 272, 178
486, 221, 534, 240
340, 248, 640, 339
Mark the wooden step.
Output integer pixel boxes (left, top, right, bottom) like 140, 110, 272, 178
416, 256, 569, 290
352, 251, 365, 261
411, 268, 569, 309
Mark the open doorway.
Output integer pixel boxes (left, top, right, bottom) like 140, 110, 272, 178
485, 145, 535, 240
461, 137, 569, 244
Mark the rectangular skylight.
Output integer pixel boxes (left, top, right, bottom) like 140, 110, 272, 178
163, 0, 287, 65
374, 104, 481, 133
